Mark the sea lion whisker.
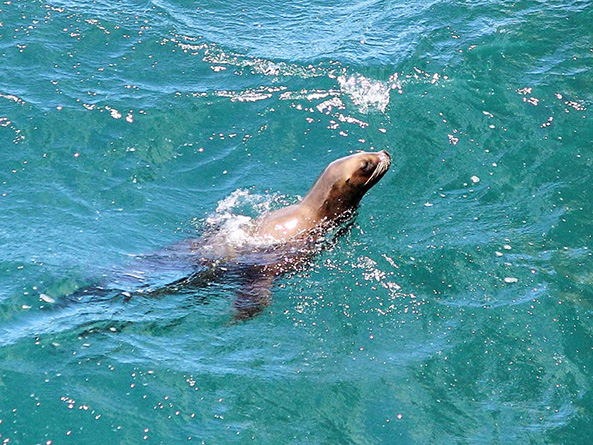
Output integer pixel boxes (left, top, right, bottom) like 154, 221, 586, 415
364, 158, 390, 186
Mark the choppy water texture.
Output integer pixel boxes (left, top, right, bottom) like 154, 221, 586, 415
1, 0, 592, 443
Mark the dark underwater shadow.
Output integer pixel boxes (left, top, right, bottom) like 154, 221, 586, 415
43, 216, 358, 326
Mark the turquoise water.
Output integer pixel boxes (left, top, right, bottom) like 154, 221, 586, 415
1, 0, 592, 442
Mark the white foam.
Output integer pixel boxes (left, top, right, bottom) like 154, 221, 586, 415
203, 189, 281, 249
337, 73, 400, 114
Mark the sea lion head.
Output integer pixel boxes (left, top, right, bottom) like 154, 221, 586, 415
304, 150, 391, 219
340, 149, 391, 191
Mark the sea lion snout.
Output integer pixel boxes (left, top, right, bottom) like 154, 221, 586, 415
361, 150, 391, 187
375, 150, 391, 168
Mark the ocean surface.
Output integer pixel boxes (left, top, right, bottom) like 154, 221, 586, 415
1, 0, 592, 443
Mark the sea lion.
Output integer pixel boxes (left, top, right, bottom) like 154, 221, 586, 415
229, 149, 391, 318
58, 150, 391, 320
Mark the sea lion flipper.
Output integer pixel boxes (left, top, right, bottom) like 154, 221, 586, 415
233, 273, 275, 320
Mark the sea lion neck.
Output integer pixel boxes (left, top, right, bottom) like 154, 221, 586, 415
300, 170, 357, 220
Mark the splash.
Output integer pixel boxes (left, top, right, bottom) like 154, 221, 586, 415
202, 189, 279, 249
337, 73, 400, 114
207, 189, 273, 223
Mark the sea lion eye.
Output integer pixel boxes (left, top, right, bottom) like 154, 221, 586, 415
360, 160, 373, 173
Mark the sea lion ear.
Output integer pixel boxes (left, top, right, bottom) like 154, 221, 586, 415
345, 177, 350, 184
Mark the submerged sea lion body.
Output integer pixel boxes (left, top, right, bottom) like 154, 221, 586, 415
63, 151, 391, 319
